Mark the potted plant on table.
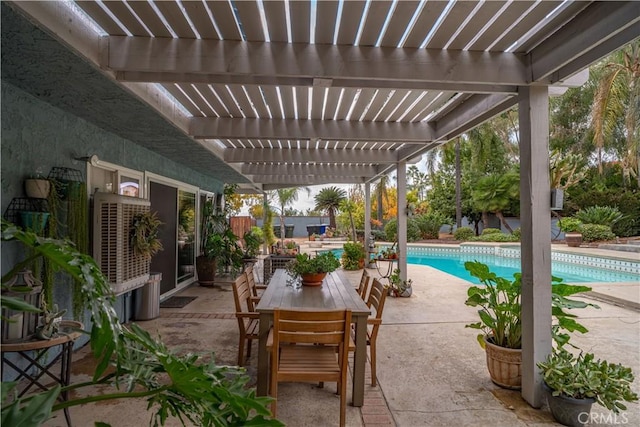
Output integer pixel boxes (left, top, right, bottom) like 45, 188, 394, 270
558, 217, 584, 247
464, 261, 597, 389
286, 252, 341, 286
538, 348, 638, 427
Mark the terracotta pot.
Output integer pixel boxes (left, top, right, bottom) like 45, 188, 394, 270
483, 336, 522, 389
195, 256, 216, 287
301, 272, 327, 286
544, 383, 595, 427
565, 233, 583, 248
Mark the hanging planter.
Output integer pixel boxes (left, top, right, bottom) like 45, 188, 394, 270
19, 211, 50, 234
24, 178, 51, 199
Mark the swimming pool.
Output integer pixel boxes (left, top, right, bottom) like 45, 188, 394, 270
327, 245, 640, 284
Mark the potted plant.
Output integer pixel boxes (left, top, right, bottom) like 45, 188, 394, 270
286, 252, 341, 286
538, 348, 638, 427
388, 268, 412, 297
341, 241, 366, 270
24, 168, 50, 199
242, 226, 264, 260
1, 220, 281, 426
558, 217, 584, 247
464, 261, 597, 389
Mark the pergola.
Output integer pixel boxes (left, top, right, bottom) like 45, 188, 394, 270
4, 0, 639, 408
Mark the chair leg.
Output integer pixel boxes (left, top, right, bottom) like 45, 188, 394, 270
269, 377, 278, 418
339, 377, 347, 427
246, 338, 252, 360
238, 336, 245, 366
370, 341, 377, 387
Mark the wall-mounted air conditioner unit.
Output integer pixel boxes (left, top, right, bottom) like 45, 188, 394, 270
93, 192, 150, 295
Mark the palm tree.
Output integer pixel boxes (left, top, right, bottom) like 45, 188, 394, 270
270, 188, 309, 243
591, 42, 640, 186
472, 173, 519, 232
314, 186, 346, 229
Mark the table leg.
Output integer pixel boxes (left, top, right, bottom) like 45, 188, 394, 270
61, 342, 73, 427
257, 312, 271, 396
352, 316, 366, 407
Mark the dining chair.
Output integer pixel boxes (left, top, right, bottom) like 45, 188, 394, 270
357, 269, 371, 300
350, 278, 387, 387
245, 264, 267, 299
232, 273, 260, 366
270, 308, 352, 427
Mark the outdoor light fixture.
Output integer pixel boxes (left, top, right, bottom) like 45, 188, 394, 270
74, 154, 100, 166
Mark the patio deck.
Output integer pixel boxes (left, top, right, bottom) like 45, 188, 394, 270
43, 244, 639, 426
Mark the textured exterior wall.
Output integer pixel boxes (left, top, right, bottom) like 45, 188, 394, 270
1, 81, 225, 353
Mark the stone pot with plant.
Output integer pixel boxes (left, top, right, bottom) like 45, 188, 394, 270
464, 261, 597, 389
538, 348, 638, 427
388, 268, 412, 297
286, 252, 341, 286
558, 217, 584, 247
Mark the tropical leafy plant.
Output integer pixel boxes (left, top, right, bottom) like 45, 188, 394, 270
1, 220, 282, 426
471, 173, 519, 232
341, 241, 365, 270
557, 217, 584, 233
464, 261, 598, 349
242, 227, 264, 258
286, 252, 341, 277
538, 348, 638, 413
574, 205, 624, 226
413, 212, 451, 239
388, 268, 412, 296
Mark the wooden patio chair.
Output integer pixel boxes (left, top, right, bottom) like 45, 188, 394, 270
357, 269, 371, 300
245, 264, 267, 299
232, 273, 260, 366
270, 309, 352, 426
349, 278, 387, 387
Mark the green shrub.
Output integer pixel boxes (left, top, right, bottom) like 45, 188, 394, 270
341, 241, 365, 270
384, 218, 421, 242
371, 229, 386, 241
481, 228, 502, 235
472, 231, 519, 242
511, 228, 521, 240
567, 190, 639, 237
453, 227, 475, 241
575, 205, 624, 227
581, 224, 616, 243
414, 212, 452, 239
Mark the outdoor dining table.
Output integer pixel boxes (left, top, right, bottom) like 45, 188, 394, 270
255, 269, 371, 406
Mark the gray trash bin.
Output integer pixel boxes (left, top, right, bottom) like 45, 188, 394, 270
134, 272, 162, 320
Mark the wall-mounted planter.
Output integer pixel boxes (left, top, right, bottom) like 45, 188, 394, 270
24, 179, 50, 199
19, 211, 50, 234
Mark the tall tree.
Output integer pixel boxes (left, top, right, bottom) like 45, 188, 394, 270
591, 41, 640, 187
373, 176, 391, 223
314, 186, 347, 229
407, 165, 429, 201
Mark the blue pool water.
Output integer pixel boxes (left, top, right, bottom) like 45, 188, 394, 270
328, 249, 639, 284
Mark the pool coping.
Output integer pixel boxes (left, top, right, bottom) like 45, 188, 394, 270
372, 242, 640, 275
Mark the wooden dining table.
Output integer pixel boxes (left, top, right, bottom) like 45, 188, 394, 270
255, 269, 371, 406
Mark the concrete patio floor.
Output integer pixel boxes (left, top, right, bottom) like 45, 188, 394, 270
43, 243, 639, 426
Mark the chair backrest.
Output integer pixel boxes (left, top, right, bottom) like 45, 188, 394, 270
366, 279, 387, 337
244, 264, 259, 297
232, 273, 254, 316
273, 309, 352, 347
357, 270, 371, 299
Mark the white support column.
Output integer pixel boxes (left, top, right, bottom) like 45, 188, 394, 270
364, 183, 373, 266
518, 86, 552, 407
397, 162, 408, 282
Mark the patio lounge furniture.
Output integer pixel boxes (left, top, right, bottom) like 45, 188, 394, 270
269, 308, 352, 426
